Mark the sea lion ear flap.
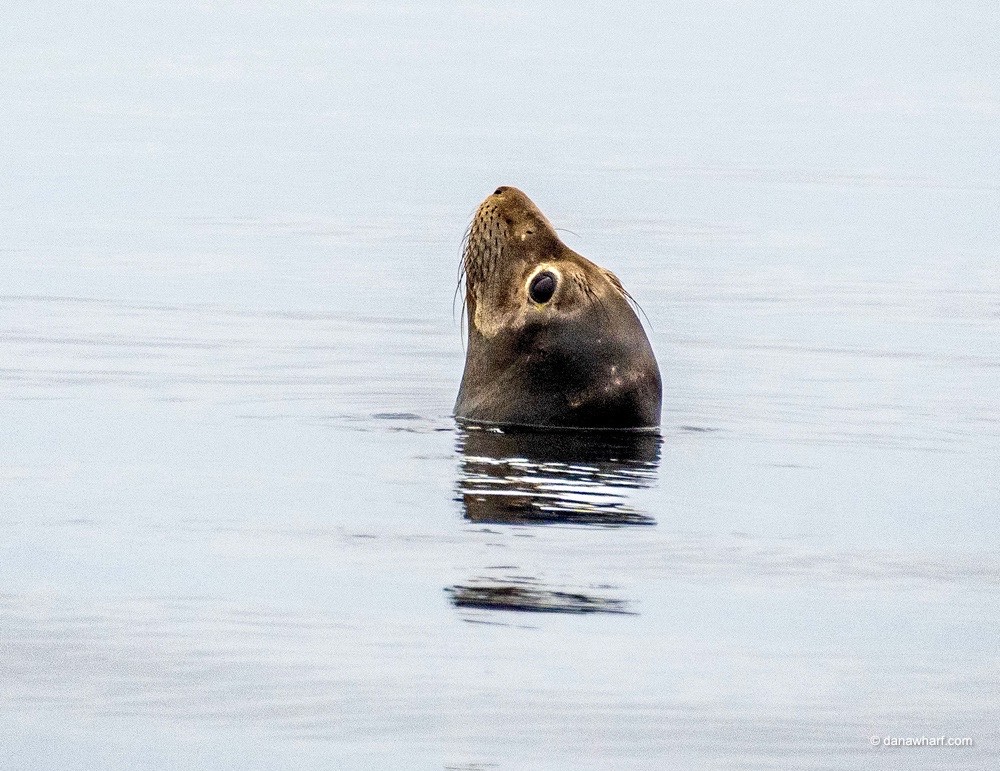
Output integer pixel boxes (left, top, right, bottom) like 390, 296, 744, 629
600, 266, 649, 327
603, 268, 626, 296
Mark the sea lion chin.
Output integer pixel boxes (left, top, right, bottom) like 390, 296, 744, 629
454, 186, 662, 430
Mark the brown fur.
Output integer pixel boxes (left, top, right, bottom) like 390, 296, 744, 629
455, 186, 662, 430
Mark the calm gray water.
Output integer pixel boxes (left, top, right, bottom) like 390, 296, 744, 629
3, 2, 998, 769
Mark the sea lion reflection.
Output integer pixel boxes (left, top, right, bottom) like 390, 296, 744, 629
456, 426, 661, 527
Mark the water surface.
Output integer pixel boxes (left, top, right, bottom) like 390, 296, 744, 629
2, 2, 998, 768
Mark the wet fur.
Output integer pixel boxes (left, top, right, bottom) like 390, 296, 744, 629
455, 187, 662, 430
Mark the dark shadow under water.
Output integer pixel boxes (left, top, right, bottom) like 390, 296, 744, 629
445, 583, 634, 615
448, 424, 662, 616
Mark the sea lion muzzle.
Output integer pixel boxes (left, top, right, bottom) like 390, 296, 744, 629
454, 187, 662, 430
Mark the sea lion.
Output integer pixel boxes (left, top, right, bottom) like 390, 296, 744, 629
455, 186, 662, 430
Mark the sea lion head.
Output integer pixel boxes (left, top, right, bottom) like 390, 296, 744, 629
455, 186, 662, 430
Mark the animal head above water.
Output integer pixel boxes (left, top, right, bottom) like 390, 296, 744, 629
455, 186, 662, 430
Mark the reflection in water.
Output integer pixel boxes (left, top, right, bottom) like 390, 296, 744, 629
446, 581, 633, 615
455, 425, 662, 527
450, 425, 661, 616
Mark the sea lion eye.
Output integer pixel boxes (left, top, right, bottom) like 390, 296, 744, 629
529, 271, 556, 304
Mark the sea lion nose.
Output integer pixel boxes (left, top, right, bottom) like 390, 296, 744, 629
493, 186, 509, 196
